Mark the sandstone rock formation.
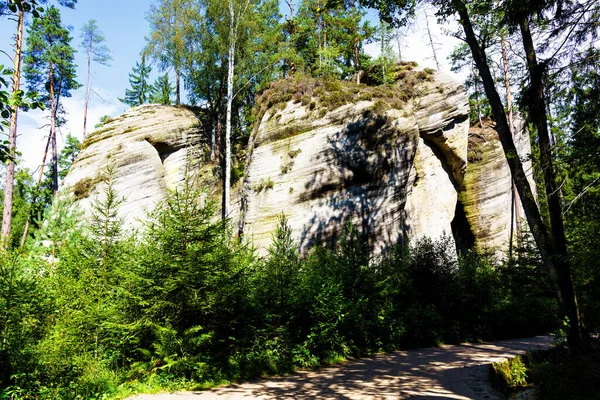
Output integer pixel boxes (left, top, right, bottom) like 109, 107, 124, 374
241, 69, 469, 254
64, 67, 534, 258
460, 119, 536, 257
62, 104, 213, 228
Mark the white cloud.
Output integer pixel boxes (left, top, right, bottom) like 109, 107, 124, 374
15, 87, 123, 175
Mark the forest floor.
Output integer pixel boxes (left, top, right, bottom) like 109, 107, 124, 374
129, 335, 553, 400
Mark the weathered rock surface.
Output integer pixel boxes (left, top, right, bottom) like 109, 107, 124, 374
62, 105, 211, 228
460, 120, 536, 257
242, 71, 469, 254
64, 70, 535, 258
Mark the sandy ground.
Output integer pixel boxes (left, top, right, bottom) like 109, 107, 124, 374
129, 335, 553, 400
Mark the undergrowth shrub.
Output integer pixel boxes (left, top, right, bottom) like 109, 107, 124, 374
0, 198, 561, 399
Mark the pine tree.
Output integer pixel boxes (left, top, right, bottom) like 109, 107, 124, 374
23, 5, 80, 198
80, 19, 112, 140
150, 73, 173, 105
119, 56, 152, 107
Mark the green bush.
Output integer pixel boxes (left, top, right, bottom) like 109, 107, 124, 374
0, 191, 563, 398
492, 355, 528, 389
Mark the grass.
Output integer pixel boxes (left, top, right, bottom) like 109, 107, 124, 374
253, 61, 437, 131
253, 177, 275, 193
72, 175, 107, 200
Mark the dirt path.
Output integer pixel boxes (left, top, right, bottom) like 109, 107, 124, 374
130, 336, 553, 400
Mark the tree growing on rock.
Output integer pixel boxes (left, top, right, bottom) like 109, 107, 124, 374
120, 56, 153, 107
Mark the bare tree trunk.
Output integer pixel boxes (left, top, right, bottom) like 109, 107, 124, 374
1, 8, 25, 248
223, 0, 236, 220
395, 27, 403, 62
500, 32, 521, 258
452, 0, 586, 351
425, 12, 440, 70
175, 65, 181, 105
352, 0, 361, 84
82, 45, 92, 140
210, 112, 216, 160
519, 17, 585, 350
285, 0, 295, 77
49, 62, 59, 196
216, 102, 222, 161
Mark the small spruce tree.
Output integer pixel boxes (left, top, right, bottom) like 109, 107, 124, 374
119, 56, 153, 107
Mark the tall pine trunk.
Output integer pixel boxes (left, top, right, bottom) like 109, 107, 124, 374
452, 0, 586, 351
518, 17, 585, 349
1, 8, 25, 248
49, 62, 59, 195
82, 44, 92, 140
500, 33, 521, 258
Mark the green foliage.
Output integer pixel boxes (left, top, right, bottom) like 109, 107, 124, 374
119, 56, 153, 107
23, 5, 80, 108
0, 169, 37, 248
150, 73, 173, 105
492, 355, 528, 389
0, 178, 565, 398
57, 134, 80, 180
80, 19, 112, 66
0, 250, 51, 388
526, 342, 600, 400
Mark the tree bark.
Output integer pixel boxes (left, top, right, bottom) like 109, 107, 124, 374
452, 0, 586, 351
500, 33, 519, 257
175, 65, 181, 105
425, 11, 440, 70
48, 61, 59, 195
1, 7, 24, 248
223, 0, 236, 220
352, 0, 361, 83
82, 44, 92, 140
518, 17, 585, 349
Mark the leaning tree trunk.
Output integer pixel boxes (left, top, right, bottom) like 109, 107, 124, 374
1, 8, 25, 248
518, 17, 586, 349
452, 0, 586, 351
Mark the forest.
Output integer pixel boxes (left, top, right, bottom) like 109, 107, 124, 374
0, 0, 599, 398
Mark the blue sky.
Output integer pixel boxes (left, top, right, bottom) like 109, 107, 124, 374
0, 0, 462, 175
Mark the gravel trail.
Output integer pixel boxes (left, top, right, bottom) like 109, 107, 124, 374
129, 335, 553, 400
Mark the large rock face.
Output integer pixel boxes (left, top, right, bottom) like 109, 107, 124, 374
460, 120, 536, 257
241, 70, 469, 254
62, 105, 212, 228
64, 68, 534, 257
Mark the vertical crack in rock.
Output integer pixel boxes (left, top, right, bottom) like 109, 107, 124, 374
451, 200, 476, 253
418, 114, 469, 188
